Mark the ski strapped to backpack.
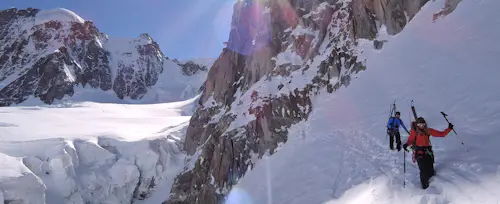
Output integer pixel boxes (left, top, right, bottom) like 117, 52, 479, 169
409, 100, 418, 147
409, 100, 423, 147
387, 100, 396, 140
409, 101, 425, 152
410, 100, 418, 122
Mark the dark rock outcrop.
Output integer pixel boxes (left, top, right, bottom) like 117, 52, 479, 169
177, 60, 209, 76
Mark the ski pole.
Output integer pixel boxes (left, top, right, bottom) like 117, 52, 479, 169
441, 111, 465, 147
403, 149, 406, 188
440, 111, 457, 135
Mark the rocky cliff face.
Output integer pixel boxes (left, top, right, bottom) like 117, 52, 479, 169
0, 8, 108, 105
104, 33, 165, 100
0, 8, 210, 106
165, 0, 462, 203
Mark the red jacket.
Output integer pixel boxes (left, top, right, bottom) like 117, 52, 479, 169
406, 126, 452, 147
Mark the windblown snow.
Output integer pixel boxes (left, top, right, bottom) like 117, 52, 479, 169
227, 0, 500, 204
34, 8, 85, 26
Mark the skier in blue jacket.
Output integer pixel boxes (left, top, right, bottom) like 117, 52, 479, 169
387, 112, 410, 151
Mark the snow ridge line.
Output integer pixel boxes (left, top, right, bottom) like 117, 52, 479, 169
0, 134, 186, 204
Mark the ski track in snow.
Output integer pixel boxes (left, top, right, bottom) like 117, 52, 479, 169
228, 0, 500, 204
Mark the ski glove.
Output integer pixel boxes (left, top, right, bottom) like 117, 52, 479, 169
403, 143, 409, 152
448, 123, 454, 129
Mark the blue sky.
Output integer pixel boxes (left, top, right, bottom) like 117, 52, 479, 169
0, 0, 235, 60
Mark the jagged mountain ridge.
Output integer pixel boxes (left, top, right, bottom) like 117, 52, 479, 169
164, 0, 463, 203
0, 8, 214, 106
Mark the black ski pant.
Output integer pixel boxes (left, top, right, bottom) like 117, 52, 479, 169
388, 130, 401, 150
415, 147, 435, 189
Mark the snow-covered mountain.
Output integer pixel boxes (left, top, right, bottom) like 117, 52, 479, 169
0, 8, 214, 106
162, 0, 496, 203
0, 7, 215, 204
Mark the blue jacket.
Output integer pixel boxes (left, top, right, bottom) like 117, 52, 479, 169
387, 117, 409, 133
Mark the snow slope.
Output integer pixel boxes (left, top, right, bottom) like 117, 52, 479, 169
0, 97, 197, 203
227, 0, 500, 203
0, 97, 197, 141
139, 59, 212, 104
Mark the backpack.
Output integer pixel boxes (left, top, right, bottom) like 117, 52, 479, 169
411, 121, 428, 145
389, 117, 399, 129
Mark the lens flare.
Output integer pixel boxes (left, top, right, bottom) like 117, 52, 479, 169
226, 0, 271, 55
225, 187, 254, 204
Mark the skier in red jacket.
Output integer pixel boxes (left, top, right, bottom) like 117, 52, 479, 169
403, 117, 454, 189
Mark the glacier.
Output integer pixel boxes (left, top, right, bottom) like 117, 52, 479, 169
0, 96, 195, 203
